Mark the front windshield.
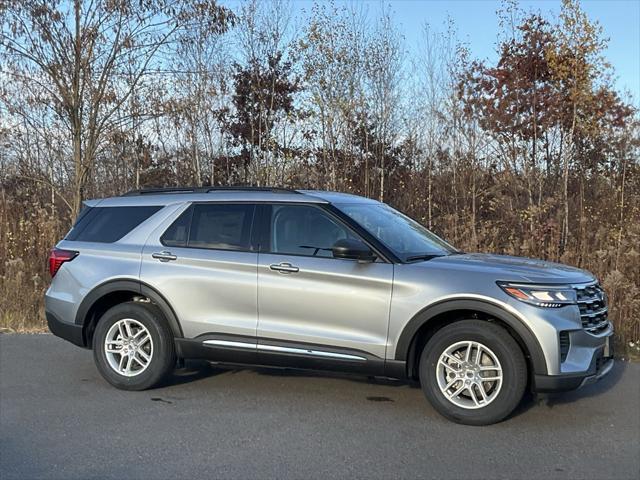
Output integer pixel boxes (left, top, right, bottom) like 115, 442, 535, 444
337, 203, 458, 262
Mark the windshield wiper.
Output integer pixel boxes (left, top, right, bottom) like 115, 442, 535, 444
299, 245, 332, 256
405, 254, 446, 263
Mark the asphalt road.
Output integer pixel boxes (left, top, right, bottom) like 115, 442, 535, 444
1, 334, 639, 480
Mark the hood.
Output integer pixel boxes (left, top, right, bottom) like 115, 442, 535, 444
423, 253, 595, 284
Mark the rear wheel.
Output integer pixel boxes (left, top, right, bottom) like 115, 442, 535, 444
93, 302, 175, 390
419, 320, 527, 425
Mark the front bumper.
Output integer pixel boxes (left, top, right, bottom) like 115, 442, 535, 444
534, 345, 614, 392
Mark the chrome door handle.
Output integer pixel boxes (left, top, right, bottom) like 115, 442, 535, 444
152, 251, 177, 262
269, 262, 299, 274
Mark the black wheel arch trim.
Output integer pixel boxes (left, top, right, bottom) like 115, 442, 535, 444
395, 298, 548, 375
74, 279, 184, 344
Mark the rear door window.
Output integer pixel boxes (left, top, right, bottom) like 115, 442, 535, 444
161, 207, 193, 247
66, 206, 162, 243
161, 204, 255, 251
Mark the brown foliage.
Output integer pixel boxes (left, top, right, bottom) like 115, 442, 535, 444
1, 0, 639, 357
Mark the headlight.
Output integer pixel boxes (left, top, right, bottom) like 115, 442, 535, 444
498, 282, 576, 308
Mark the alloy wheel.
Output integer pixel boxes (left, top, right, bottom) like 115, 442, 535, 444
104, 318, 154, 377
436, 340, 503, 409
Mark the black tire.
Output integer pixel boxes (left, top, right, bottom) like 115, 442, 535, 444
419, 320, 527, 425
92, 301, 176, 391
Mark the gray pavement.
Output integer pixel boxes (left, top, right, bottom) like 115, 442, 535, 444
1, 334, 638, 479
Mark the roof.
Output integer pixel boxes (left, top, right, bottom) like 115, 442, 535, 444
299, 190, 380, 205
87, 187, 380, 208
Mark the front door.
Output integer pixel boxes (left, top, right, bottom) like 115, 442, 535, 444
256, 204, 393, 368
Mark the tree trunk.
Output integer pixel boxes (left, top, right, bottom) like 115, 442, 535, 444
562, 102, 577, 253
615, 154, 627, 270
72, 127, 84, 217
71, 0, 83, 217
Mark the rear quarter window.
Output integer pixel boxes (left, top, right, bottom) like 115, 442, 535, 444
66, 205, 162, 243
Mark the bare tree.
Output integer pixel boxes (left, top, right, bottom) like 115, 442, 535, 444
0, 0, 232, 214
364, 6, 404, 202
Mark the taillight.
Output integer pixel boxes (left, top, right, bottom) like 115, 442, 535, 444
48, 248, 79, 277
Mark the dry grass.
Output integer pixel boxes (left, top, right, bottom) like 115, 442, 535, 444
1, 185, 638, 359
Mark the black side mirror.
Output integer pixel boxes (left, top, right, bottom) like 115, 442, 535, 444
332, 238, 376, 262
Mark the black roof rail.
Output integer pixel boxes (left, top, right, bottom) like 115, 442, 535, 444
122, 186, 300, 196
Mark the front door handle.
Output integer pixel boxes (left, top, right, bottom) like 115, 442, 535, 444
152, 251, 177, 262
269, 262, 299, 274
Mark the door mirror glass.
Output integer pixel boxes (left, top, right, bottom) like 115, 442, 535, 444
332, 238, 376, 262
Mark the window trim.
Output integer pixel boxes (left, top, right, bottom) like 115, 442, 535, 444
257, 203, 393, 263
160, 202, 257, 253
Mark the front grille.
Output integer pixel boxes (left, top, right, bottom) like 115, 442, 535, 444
575, 283, 609, 334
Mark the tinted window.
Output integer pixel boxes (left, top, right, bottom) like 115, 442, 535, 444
65, 204, 95, 238
161, 207, 192, 247
72, 204, 94, 227
269, 205, 357, 258
188, 204, 254, 250
66, 206, 162, 243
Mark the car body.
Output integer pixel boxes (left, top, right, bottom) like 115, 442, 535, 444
46, 187, 614, 424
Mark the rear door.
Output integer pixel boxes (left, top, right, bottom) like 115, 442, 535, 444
256, 203, 394, 368
140, 202, 259, 345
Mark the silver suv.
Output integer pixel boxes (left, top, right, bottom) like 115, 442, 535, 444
46, 187, 614, 425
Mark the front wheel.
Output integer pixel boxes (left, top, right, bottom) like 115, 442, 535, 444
92, 302, 176, 390
419, 320, 527, 425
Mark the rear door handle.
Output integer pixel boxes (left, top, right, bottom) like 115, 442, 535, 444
269, 262, 299, 274
152, 251, 177, 262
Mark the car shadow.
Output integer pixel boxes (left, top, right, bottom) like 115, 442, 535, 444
163, 359, 413, 389
163, 359, 230, 386
540, 359, 627, 407
161, 358, 628, 422
507, 360, 627, 418
251, 365, 412, 387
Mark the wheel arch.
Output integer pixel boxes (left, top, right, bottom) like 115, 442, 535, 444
395, 299, 548, 379
74, 279, 183, 347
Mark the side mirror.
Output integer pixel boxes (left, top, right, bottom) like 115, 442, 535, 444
332, 238, 376, 262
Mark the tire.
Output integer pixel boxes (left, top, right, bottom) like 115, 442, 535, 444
92, 301, 176, 391
419, 320, 527, 425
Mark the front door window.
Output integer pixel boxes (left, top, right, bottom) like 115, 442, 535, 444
269, 204, 357, 258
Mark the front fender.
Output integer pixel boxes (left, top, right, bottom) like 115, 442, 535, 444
393, 298, 548, 375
